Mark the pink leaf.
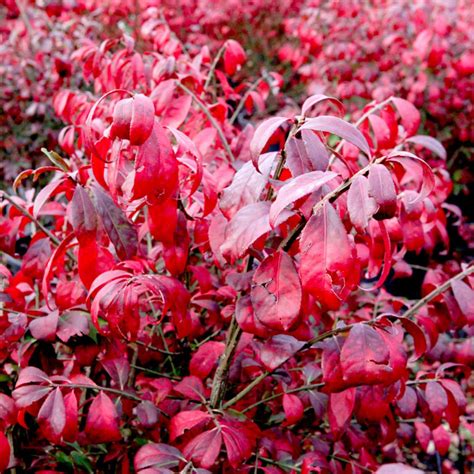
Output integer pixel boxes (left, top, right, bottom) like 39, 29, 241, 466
300, 115, 371, 157
301, 94, 344, 117
285, 130, 329, 176
376, 464, 424, 474
367, 163, 397, 220
250, 117, 289, 169
391, 98, 420, 137
388, 151, 435, 205
347, 175, 377, 230
269, 170, 337, 226
220, 202, 292, 262
29, 311, 59, 342
406, 135, 446, 160
258, 335, 305, 371
425, 381, 448, 418
220, 160, 270, 219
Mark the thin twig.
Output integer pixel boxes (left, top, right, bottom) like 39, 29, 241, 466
51, 383, 143, 402
229, 78, 263, 125
401, 264, 474, 319
176, 82, 236, 162
1, 192, 61, 246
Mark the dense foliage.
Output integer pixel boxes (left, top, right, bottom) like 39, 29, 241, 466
0, 1, 472, 473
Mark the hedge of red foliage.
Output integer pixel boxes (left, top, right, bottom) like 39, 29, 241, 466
0, 1, 473, 473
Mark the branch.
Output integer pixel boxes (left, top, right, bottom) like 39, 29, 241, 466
204, 43, 226, 91
51, 383, 143, 402
240, 382, 324, 413
401, 264, 474, 320
176, 82, 236, 162
1, 192, 61, 246
209, 317, 242, 408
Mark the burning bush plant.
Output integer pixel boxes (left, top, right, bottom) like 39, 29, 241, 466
0, 1, 472, 473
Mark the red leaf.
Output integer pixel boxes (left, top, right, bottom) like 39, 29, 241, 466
173, 376, 205, 401
37, 388, 66, 442
129, 94, 155, 146
269, 171, 337, 226
328, 388, 356, 435
250, 250, 302, 331
300, 115, 371, 157
283, 393, 304, 426
347, 175, 377, 230
189, 341, 225, 379
440, 379, 467, 412
110, 94, 155, 146
299, 202, 358, 310
391, 98, 420, 137
69, 186, 97, 241
63, 392, 78, 442
340, 324, 392, 386
84, 392, 122, 443
414, 421, 431, 451
223, 39, 246, 75
169, 411, 211, 441
396, 386, 418, 419
432, 425, 451, 456
221, 419, 258, 468
133, 122, 178, 202
0, 431, 10, 472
